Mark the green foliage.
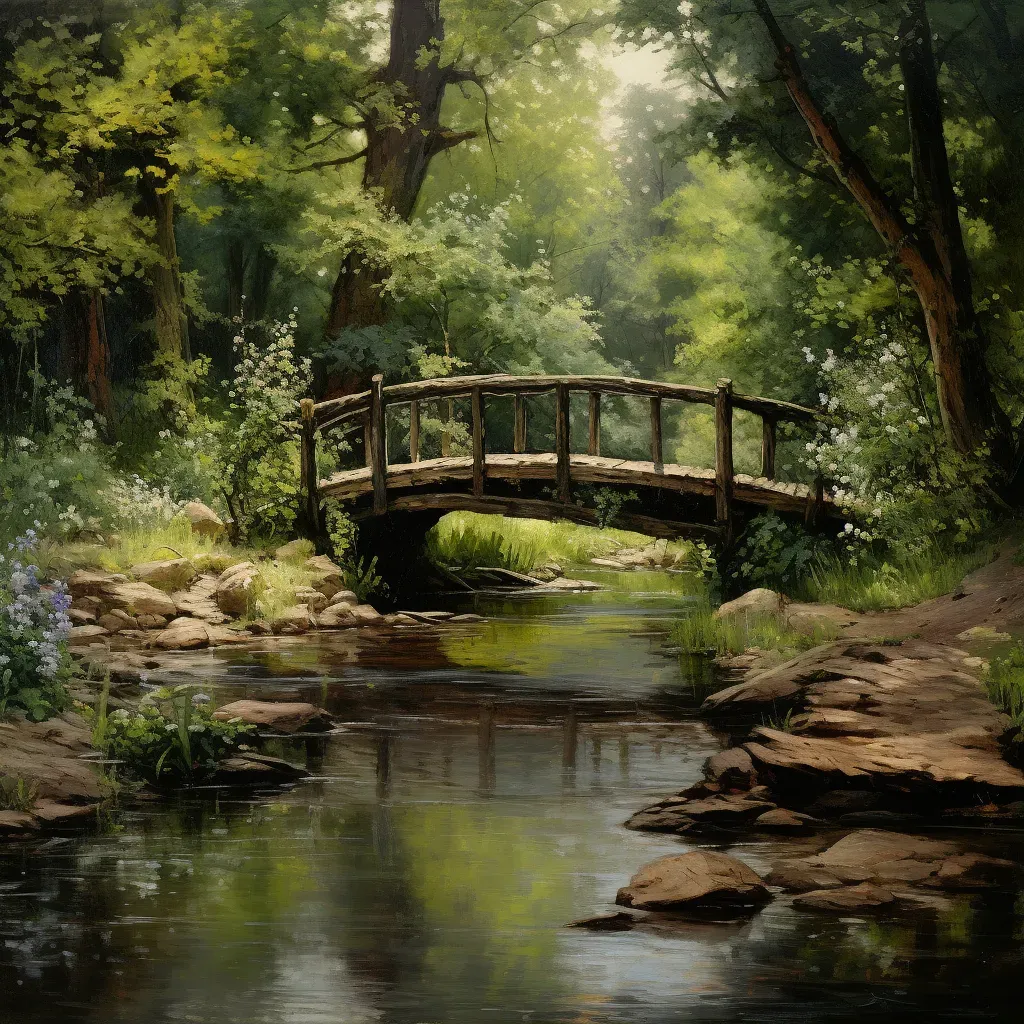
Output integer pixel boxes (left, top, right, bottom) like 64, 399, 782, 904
672, 598, 839, 657
733, 514, 828, 593
589, 488, 640, 529
0, 775, 38, 813
219, 312, 311, 542
986, 645, 1024, 739
426, 525, 541, 575
341, 555, 388, 604
803, 543, 995, 612
98, 686, 256, 786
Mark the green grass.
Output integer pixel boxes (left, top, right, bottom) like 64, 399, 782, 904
34, 516, 244, 580
672, 598, 840, 657
0, 775, 38, 812
986, 643, 1024, 735
799, 543, 996, 613
427, 511, 692, 571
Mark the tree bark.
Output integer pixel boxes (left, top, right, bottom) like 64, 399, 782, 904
251, 245, 277, 321
324, 0, 476, 346
145, 186, 191, 363
751, 0, 1008, 461
226, 238, 245, 321
60, 290, 115, 432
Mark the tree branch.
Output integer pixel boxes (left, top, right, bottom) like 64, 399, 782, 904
288, 148, 368, 173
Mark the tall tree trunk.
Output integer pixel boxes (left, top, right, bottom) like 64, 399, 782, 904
324, 0, 476, 346
60, 291, 115, 432
752, 0, 1009, 462
226, 239, 245, 321
146, 186, 191, 363
251, 245, 277, 321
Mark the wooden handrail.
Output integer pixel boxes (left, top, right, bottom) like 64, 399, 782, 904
311, 373, 817, 430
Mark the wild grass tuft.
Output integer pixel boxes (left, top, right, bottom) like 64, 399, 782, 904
986, 643, 1024, 735
672, 598, 840, 657
800, 543, 996, 612
0, 775, 39, 812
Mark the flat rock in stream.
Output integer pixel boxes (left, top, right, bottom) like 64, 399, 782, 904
793, 883, 896, 913
616, 851, 771, 914
767, 829, 1018, 893
211, 752, 308, 786
213, 700, 334, 734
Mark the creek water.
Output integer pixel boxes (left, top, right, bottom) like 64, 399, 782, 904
2, 569, 1024, 1023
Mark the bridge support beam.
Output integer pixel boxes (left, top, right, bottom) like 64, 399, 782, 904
299, 397, 322, 542
369, 374, 387, 514
715, 378, 734, 546
555, 383, 571, 503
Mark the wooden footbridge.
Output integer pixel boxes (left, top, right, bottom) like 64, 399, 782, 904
299, 374, 836, 545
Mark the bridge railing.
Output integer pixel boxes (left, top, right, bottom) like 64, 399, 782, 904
299, 373, 822, 539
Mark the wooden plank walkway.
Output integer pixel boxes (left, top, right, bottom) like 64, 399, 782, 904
321, 453, 825, 517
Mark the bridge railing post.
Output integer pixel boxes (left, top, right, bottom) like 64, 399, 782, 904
761, 415, 777, 480
513, 394, 527, 453
471, 386, 485, 497
588, 392, 600, 456
555, 382, 571, 503
715, 378, 734, 544
409, 399, 420, 463
299, 397, 321, 540
650, 395, 663, 468
369, 374, 387, 514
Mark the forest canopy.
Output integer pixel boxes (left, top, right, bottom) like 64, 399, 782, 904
1, 0, 1022, 560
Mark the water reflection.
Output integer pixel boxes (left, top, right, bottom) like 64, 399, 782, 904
2, 573, 1024, 1022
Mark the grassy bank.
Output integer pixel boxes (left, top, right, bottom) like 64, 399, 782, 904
426, 512, 687, 572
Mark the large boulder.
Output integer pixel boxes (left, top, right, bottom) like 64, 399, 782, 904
326, 589, 359, 608
172, 574, 226, 624
270, 605, 313, 634
68, 624, 109, 646
768, 829, 1018, 893
153, 617, 211, 650
214, 562, 260, 616
351, 604, 383, 624
96, 609, 138, 634
615, 851, 771, 913
318, 604, 358, 628
67, 569, 128, 598
181, 501, 225, 539
213, 700, 334, 734
102, 581, 178, 618
305, 554, 345, 598
131, 558, 194, 592
713, 588, 783, 621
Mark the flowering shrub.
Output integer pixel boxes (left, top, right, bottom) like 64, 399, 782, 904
219, 311, 312, 542
0, 530, 72, 721
802, 329, 990, 553
732, 512, 828, 592
98, 686, 255, 785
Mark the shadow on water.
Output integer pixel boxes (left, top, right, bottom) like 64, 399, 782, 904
2, 568, 1024, 1022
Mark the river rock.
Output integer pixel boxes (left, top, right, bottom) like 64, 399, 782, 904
306, 555, 345, 598
533, 577, 602, 592
327, 589, 359, 608
400, 610, 455, 623
68, 608, 96, 626
213, 700, 333, 734
615, 851, 771, 913
784, 602, 858, 635
97, 609, 138, 634
294, 587, 328, 613
0, 714, 106, 809
768, 829, 1018, 893
567, 911, 639, 931
384, 613, 420, 625
270, 605, 313, 634
153, 617, 211, 650
755, 808, 813, 831
211, 752, 308, 786
318, 605, 358, 628
793, 883, 896, 912
351, 604, 383, 624
131, 557, 194, 592
714, 588, 783, 622
0, 810, 39, 835
215, 562, 260, 616
274, 539, 313, 561
103, 581, 178, 618
66, 569, 128, 598
69, 624, 110, 646
171, 574, 226, 624
181, 501, 225, 539
136, 613, 168, 630
704, 748, 758, 789
625, 781, 776, 834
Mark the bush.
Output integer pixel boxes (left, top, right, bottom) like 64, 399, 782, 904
219, 312, 312, 543
731, 513, 827, 593
985, 644, 1024, 739
0, 529, 72, 721
98, 686, 256, 785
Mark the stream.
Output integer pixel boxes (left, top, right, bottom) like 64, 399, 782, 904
2, 568, 1024, 1022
